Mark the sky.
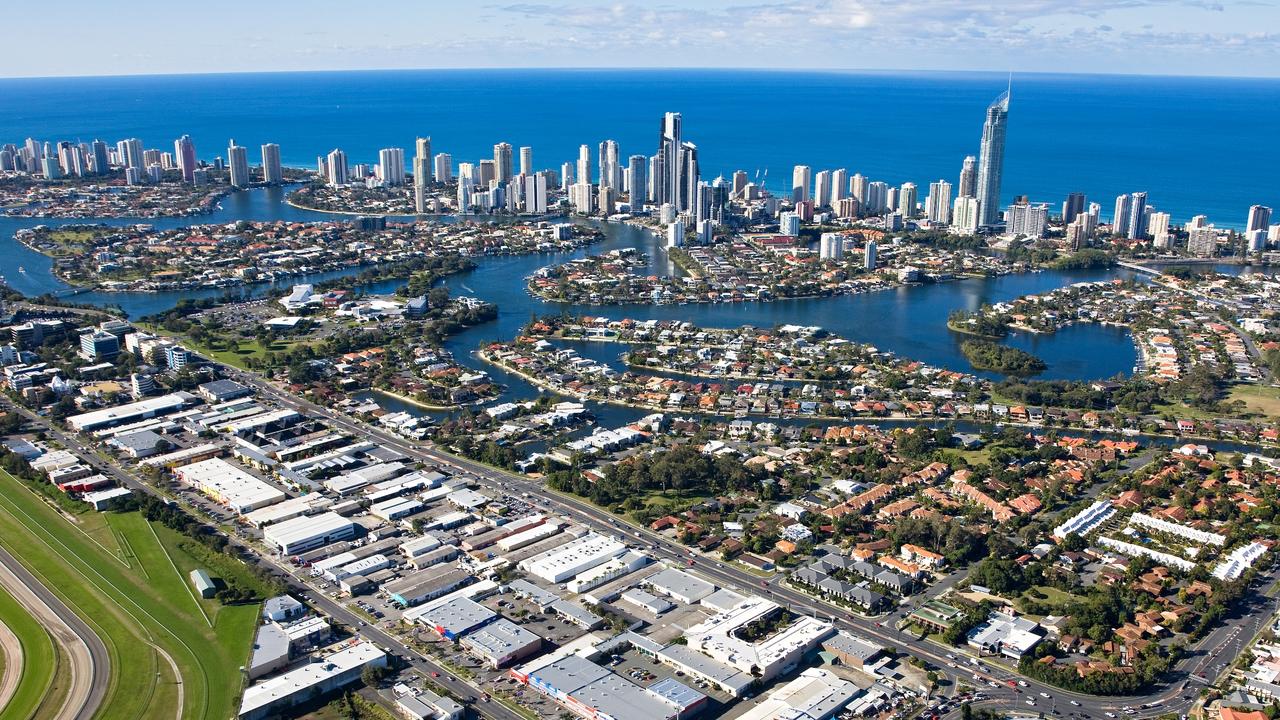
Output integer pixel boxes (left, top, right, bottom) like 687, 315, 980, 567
7, 0, 1280, 78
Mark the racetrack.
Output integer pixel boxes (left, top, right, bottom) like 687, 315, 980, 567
0, 615, 22, 713
0, 546, 109, 720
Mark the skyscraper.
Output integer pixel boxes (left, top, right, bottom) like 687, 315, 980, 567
1248, 205, 1273, 233
1113, 194, 1132, 237
326, 148, 348, 187
813, 170, 831, 209
1062, 192, 1086, 224
791, 165, 811, 203
519, 146, 533, 177
957, 156, 977, 198
850, 174, 868, 205
831, 169, 848, 203
261, 143, 283, 184
174, 134, 197, 183
413, 138, 433, 183
493, 142, 513, 183
576, 144, 591, 187
378, 147, 405, 186
90, 140, 109, 175
625, 155, 647, 203
898, 182, 918, 217
1125, 192, 1148, 239
598, 140, 620, 191
679, 142, 699, 212
227, 140, 250, 188
974, 89, 1010, 226
433, 153, 452, 185
926, 180, 952, 224
654, 112, 682, 211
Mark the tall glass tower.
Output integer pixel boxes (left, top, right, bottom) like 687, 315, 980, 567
975, 89, 1010, 226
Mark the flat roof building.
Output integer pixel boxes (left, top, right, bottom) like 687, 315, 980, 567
512, 653, 706, 720
460, 618, 542, 668
67, 392, 194, 432
735, 668, 860, 720
519, 533, 627, 583
238, 641, 386, 720
264, 512, 358, 555
645, 567, 715, 604
409, 596, 496, 640
174, 458, 286, 514
684, 597, 834, 686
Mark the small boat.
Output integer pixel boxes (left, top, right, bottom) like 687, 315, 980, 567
17, 266, 26, 274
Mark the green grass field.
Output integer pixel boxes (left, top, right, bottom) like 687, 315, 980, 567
0, 470, 260, 720
1228, 384, 1280, 419
0, 585, 58, 720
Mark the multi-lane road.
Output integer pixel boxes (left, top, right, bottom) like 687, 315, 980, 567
6, 365, 1276, 720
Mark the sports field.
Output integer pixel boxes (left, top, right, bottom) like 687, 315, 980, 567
0, 469, 260, 720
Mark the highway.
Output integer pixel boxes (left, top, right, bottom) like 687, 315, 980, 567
0, 544, 110, 720
6, 364, 1275, 720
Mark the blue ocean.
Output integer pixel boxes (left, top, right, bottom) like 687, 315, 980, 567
2, 69, 1276, 226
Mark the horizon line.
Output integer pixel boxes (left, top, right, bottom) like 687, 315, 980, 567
3, 65, 1280, 83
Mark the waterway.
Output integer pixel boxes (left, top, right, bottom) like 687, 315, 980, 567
0, 186, 1187, 424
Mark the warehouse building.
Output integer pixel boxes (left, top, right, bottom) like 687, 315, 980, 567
174, 458, 286, 514
244, 494, 334, 528
460, 618, 542, 668
512, 653, 706, 720
67, 392, 195, 432
370, 497, 423, 522
238, 641, 387, 720
264, 512, 358, 555
645, 568, 715, 604
385, 566, 471, 607
519, 533, 627, 583
409, 596, 497, 640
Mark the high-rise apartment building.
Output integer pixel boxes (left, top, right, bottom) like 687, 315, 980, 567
493, 142, 513, 183
975, 90, 1010, 226
1247, 205, 1273, 233
791, 165, 811, 203
174, 134, 197, 183
326, 148, 348, 186
625, 155, 647, 203
654, 112, 682, 210
517, 146, 532, 177
433, 153, 452, 185
227, 140, 250, 188
952, 196, 980, 234
261, 143, 283, 184
957, 156, 977, 198
926, 180, 952, 224
1062, 192, 1087, 224
378, 147, 405, 186
898, 182, 918, 217
813, 170, 831, 209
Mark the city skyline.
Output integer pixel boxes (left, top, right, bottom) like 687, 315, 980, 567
6, 0, 1280, 79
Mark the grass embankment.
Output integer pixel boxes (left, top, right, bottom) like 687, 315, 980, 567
0, 470, 259, 720
0, 586, 58, 720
